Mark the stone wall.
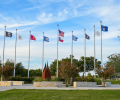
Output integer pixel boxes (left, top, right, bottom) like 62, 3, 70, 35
8, 81, 23, 85
73, 82, 97, 87
102, 82, 111, 87
0, 81, 13, 86
34, 81, 63, 87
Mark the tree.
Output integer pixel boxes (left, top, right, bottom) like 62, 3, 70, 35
96, 64, 114, 82
107, 53, 120, 77
49, 59, 61, 76
36, 69, 42, 77
59, 60, 80, 85
5, 59, 14, 66
3, 65, 14, 80
78, 56, 101, 72
15, 62, 24, 76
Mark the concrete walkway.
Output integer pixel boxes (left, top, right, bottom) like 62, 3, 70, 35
0, 84, 120, 91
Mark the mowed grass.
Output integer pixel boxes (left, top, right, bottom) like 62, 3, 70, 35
0, 90, 120, 100
106, 80, 120, 85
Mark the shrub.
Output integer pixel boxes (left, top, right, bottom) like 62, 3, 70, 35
94, 78, 101, 85
8, 76, 34, 83
75, 76, 94, 82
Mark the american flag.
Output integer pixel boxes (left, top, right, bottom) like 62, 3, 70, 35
59, 30, 64, 37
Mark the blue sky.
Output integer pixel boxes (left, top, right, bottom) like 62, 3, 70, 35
0, 0, 120, 75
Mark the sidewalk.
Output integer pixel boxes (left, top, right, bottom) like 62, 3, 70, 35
0, 84, 120, 91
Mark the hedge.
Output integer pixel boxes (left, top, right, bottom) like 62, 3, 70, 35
8, 76, 34, 83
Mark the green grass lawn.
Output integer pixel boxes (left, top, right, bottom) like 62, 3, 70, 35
0, 90, 120, 100
106, 80, 120, 84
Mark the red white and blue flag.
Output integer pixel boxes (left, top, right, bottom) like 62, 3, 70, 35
59, 30, 64, 37
59, 37, 63, 42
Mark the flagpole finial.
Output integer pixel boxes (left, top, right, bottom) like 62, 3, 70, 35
100, 21, 102, 23
16, 29, 17, 31
29, 31, 31, 33
5, 26, 6, 28
57, 24, 59, 26
43, 32, 44, 34
94, 25, 95, 27
84, 29, 86, 31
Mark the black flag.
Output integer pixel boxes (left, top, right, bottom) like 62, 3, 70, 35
6, 31, 12, 37
85, 33, 90, 40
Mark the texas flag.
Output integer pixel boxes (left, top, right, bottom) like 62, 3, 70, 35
59, 30, 64, 37
59, 37, 63, 42
30, 35, 36, 41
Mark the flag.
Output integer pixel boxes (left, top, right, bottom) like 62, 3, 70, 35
30, 35, 36, 40
6, 31, 12, 37
44, 36, 49, 42
17, 34, 23, 40
95, 30, 100, 36
59, 30, 64, 37
72, 35, 78, 41
101, 25, 108, 32
59, 37, 63, 42
85, 34, 90, 40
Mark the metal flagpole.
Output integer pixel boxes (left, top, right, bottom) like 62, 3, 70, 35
94, 25, 96, 78
57, 24, 59, 78
84, 29, 86, 77
1, 26, 6, 81
71, 31, 73, 65
42, 32, 44, 74
14, 29, 17, 77
28, 31, 31, 78
100, 21, 102, 67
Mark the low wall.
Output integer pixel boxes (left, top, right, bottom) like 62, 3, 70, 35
73, 82, 97, 87
34, 81, 63, 87
8, 81, 24, 85
0, 81, 13, 86
102, 82, 111, 87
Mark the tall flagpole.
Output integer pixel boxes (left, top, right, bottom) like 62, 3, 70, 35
1, 26, 6, 81
28, 31, 31, 78
71, 31, 73, 65
94, 25, 96, 78
57, 24, 59, 78
84, 29, 86, 77
100, 21, 102, 67
42, 32, 44, 74
14, 29, 17, 77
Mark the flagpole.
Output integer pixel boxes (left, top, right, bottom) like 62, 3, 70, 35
71, 31, 73, 65
100, 21, 102, 67
1, 26, 6, 81
57, 24, 59, 78
84, 29, 86, 77
94, 25, 96, 79
42, 32, 44, 74
14, 29, 17, 77
28, 31, 31, 78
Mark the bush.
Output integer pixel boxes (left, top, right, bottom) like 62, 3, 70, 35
8, 76, 34, 83
94, 78, 101, 85
75, 77, 94, 82
33, 77, 62, 82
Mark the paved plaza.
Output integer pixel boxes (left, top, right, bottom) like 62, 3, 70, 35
0, 84, 120, 91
